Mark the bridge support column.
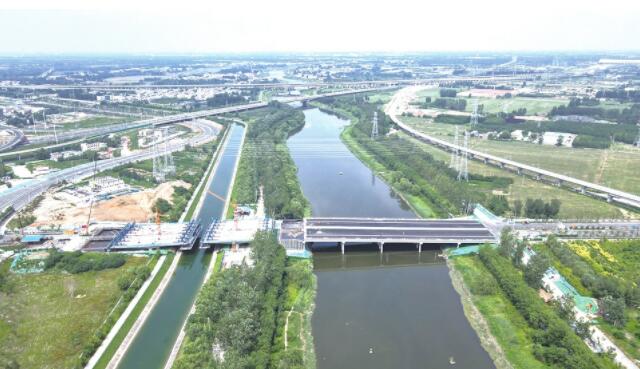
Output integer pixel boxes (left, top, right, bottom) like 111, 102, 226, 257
340, 241, 345, 254
516, 168, 522, 175
379, 242, 384, 253
417, 243, 422, 253
580, 187, 586, 194
457, 242, 461, 249
607, 194, 613, 203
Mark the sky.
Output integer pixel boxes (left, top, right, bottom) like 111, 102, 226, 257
0, 0, 639, 54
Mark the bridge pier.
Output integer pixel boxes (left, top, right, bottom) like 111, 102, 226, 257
457, 242, 461, 249
340, 241, 345, 254
417, 243, 422, 253
378, 242, 384, 253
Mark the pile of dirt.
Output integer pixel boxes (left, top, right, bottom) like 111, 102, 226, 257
32, 180, 191, 226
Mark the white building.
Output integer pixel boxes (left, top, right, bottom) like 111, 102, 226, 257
80, 142, 107, 152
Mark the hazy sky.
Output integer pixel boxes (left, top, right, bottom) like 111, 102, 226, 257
1, 0, 639, 54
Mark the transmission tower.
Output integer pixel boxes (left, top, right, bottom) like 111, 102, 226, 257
457, 130, 469, 182
162, 127, 175, 177
450, 126, 460, 170
470, 99, 479, 126
152, 128, 175, 182
371, 111, 379, 139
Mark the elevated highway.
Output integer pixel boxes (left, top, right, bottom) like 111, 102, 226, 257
386, 90, 640, 210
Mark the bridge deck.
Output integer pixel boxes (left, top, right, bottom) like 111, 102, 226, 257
304, 217, 495, 244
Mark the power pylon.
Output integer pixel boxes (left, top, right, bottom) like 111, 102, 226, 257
470, 99, 479, 126
451, 126, 460, 170
152, 127, 175, 182
457, 130, 469, 182
371, 111, 379, 139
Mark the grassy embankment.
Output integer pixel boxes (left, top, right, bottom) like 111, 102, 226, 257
92, 253, 175, 369
450, 256, 552, 369
0, 254, 153, 369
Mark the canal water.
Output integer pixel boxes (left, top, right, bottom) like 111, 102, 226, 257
116, 124, 245, 369
288, 108, 495, 369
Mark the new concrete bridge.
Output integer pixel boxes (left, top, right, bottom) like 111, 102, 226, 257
289, 217, 496, 253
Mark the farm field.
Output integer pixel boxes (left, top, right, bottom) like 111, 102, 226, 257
400, 116, 640, 196
0, 256, 148, 369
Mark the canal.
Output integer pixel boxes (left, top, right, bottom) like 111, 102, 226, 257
116, 123, 245, 369
288, 108, 495, 369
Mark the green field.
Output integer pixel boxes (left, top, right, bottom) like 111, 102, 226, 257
0, 256, 147, 369
59, 116, 130, 131
398, 131, 627, 219
462, 96, 568, 116
451, 256, 552, 369
400, 116, 640, 197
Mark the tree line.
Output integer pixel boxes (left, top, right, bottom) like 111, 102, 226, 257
233, 102, 309, 219
175, 231, 286, 369
479, 242, 618, 369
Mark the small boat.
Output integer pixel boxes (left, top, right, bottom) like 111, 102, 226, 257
449, 356, 456, 365
369, 347, 374, 354
339, 171, 343, 175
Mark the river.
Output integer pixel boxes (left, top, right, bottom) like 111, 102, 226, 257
287, 108, 495, 369
116, 124, 245, 369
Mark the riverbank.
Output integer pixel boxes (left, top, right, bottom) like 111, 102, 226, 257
312, 100, 437, 218
313, 97, 517, 369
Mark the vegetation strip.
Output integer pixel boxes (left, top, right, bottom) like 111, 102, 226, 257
85, 254, 167, 369
102, 252, 182, 369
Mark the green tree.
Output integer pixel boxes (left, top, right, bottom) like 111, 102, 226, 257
524, 253, 550, 289
498, 227, 515, 258
513, 199, 523, 217
600, 296, 626, 327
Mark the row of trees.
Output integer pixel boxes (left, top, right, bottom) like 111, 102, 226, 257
424, 97, 467, 111
175, 231, 286, 369
550, 102, 640, 125
477, 115, 638, 146
233, 102, 309, 219
44, 250, 126, 274
513, 198, 561, 219
479, 243, 617, 369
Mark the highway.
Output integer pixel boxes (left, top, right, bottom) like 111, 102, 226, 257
386, 88, 640, 210
0, 118, 218, 213
0, 125, 24, 152
0, 88, 384, 213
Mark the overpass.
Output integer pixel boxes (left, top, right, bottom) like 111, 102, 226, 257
385, 92, 640, 210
